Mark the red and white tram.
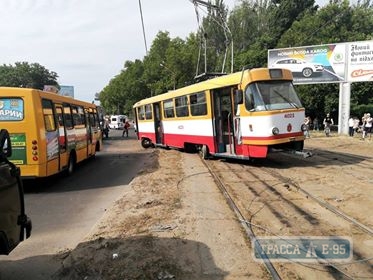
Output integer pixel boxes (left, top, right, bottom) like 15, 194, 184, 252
133, 68, 307, 159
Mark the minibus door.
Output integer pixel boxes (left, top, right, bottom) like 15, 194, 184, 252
86, 111, 94, 156
55, 106, 68, 170
153, 103, 163, 145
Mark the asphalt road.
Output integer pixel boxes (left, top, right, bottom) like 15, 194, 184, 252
0, 129, 150, 280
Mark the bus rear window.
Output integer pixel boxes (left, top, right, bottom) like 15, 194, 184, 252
0, 98, 24, 121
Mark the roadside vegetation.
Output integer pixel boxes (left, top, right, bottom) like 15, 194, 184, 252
100, 0, 373, 120
1, 0, 372, 120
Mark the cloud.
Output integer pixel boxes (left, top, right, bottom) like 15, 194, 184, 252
0, 0, 233, 101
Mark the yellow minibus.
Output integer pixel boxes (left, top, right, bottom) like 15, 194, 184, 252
0, 87, 103, 178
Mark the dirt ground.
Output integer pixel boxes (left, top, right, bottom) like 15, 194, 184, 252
52, 131, 373, 280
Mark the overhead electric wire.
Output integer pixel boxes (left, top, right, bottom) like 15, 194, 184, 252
138, 0, 148, 55
190, 0, 234, 76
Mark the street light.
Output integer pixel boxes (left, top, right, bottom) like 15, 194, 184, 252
160, 63, 176, 90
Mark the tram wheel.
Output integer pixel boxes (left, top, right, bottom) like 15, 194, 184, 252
200, 145, 209, 159
141, 138, 152, 149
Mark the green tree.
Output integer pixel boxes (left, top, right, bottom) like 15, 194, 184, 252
195, 0, 231, 73
278, 0, 373, 122
98, 0, 373, 120
231, 0, 316, 69
0, 62, 59, 90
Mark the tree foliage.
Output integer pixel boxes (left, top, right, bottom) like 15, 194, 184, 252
98, 0, 373, 119
0, 62, 59, 90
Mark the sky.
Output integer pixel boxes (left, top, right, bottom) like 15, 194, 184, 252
0, 0, 345, 102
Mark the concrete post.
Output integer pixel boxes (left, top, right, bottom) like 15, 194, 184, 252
338, 82, 351, 135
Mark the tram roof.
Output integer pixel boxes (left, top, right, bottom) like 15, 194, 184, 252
133, 71, 243, 107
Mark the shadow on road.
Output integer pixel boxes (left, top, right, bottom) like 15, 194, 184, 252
23, 136, 158, 193
0, 237, 228, 280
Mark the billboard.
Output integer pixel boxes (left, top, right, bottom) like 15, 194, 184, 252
268, 44, 346, 84
59, 85, 74, 98
268, 40, 373, 84
348, 41, 373, 82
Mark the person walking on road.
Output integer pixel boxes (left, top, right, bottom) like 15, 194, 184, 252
122, 119, 130, 137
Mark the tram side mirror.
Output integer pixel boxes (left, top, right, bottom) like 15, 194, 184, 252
0, 129, 32, 255
235, 89, 243, 105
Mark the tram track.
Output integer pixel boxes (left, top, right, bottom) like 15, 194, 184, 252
201, 158, 282, 280
202, 156, 373, 279
265, 150, 373, 231
308, 148, 373, 170
260, 166, 373, 236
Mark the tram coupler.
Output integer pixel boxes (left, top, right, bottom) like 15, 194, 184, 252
293, 150, 313, 158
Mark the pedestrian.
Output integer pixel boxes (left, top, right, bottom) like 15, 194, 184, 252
361, 113, 368, 139
313, 117, 319, 131
122, 119, 130, 137
353, 117, 360, 135
363, 113, 372, 140
323, 113, 333, 137
348, 116, 354, 137
304, 116, 311, 138
103, 119, 110, 138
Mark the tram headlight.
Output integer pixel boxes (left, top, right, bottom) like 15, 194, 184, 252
272, 127, 280, 135
301, 124, 307, 131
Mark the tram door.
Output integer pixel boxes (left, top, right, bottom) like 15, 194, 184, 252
212, 87, 235, 154
153, 103, 163, 145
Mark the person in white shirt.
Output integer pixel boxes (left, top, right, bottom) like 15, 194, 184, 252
348, 117, 354, 137
363, 113, 372, 139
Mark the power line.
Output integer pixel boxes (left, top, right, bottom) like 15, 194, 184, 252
138, 0, 148, 55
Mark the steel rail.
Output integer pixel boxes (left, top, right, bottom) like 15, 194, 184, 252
262, 167, 373, 236
202, 159, 281, 280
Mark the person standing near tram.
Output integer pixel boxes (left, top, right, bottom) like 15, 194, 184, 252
363, 113, 372, 140
323, 113, 334, 137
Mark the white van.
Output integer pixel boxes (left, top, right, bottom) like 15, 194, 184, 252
109, 115, 127, 129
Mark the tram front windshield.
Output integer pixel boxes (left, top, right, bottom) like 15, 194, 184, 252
245, 81, 302, 111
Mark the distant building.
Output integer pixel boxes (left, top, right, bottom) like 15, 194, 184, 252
59, 85, 74, 98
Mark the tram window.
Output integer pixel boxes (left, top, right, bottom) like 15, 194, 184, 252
190, 92, 207, 116
175, 96, 189, 117
137, 106, 145, 120
42, 99, 56, 132
145, 104, 153, 120
245, 84, 266, 111
163, 99, 175, 118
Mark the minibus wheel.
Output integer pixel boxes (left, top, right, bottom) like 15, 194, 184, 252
141, 138, 152, 149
